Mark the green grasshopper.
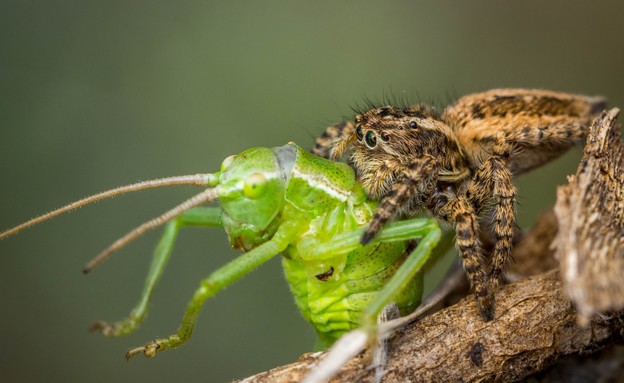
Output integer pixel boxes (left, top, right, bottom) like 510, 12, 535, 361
1, 143, 441, 358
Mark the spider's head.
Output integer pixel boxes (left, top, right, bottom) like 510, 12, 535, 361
330, 105, 449, 198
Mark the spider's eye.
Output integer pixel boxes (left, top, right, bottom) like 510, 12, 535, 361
355, 125, 364, 141
380, 132, 390, 142
364, 131, 377, 148
409, 121, 418, 129
243, 173, 267, 199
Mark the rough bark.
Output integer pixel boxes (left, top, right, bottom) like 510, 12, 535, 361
554, 108, 624, 322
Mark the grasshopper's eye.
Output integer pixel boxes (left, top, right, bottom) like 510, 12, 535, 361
221, 155, 236, 171
380, 132, 390, 142
355, 125, 364, 141
243, 173, 267, 199
364, 131, 377, 148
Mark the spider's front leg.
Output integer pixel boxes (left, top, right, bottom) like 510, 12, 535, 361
361, 155, 438, 245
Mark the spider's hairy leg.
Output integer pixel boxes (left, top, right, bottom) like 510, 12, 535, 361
504, 115, 594, 170
312, 121, 355, 159
445, 89, 606, 175
466, 148, 516, 288
507, 117, 590, 143
440, 197, 493, 320
361, 155, 437, 245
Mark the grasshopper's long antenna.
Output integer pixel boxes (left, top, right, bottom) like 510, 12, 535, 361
0, 174, 214, 241
83, 187, 219, 273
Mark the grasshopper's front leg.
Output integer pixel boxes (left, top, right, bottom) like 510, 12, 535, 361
125, 223, 297, 359
90, 207, 222, 337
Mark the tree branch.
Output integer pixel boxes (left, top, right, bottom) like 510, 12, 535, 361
239, 271, 624, 383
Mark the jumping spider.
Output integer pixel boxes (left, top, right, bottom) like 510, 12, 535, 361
313, 89, 606, 320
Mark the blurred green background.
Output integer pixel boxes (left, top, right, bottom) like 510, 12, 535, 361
1, 1, 623, 382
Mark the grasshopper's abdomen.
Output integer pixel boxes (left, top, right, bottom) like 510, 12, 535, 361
282, 230, 422, 346
277, 145, 423, 346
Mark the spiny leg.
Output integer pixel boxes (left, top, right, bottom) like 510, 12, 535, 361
90, 207, 222, 337
467, 149, 517, 287
361, 156, 437, 245
125, 224, 295, 359
360, 223, 441, 331
311, 121, 355, 159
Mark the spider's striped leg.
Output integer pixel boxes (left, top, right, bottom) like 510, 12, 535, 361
466, 147, 516, 289
439, 196, 493, 321
361, 155, 437, 245
312, 121, 355, 159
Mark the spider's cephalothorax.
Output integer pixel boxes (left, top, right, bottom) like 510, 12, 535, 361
312, 89, 607, 320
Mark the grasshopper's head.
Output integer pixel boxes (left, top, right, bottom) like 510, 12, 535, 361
0, 144, 296, 273
216, 146, 293, 251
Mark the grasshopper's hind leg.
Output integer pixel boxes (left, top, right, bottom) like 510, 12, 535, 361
300, 218, 442, 335
91, 207, 222, 337
301, 220, 443, 383
359, 222, 441, 335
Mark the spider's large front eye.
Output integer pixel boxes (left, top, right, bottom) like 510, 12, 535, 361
364, 131, 377, 148
355, 125, 364, 141
243, 173, 267, 199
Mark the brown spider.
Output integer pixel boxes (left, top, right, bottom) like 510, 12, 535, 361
313, 89, 606, 320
